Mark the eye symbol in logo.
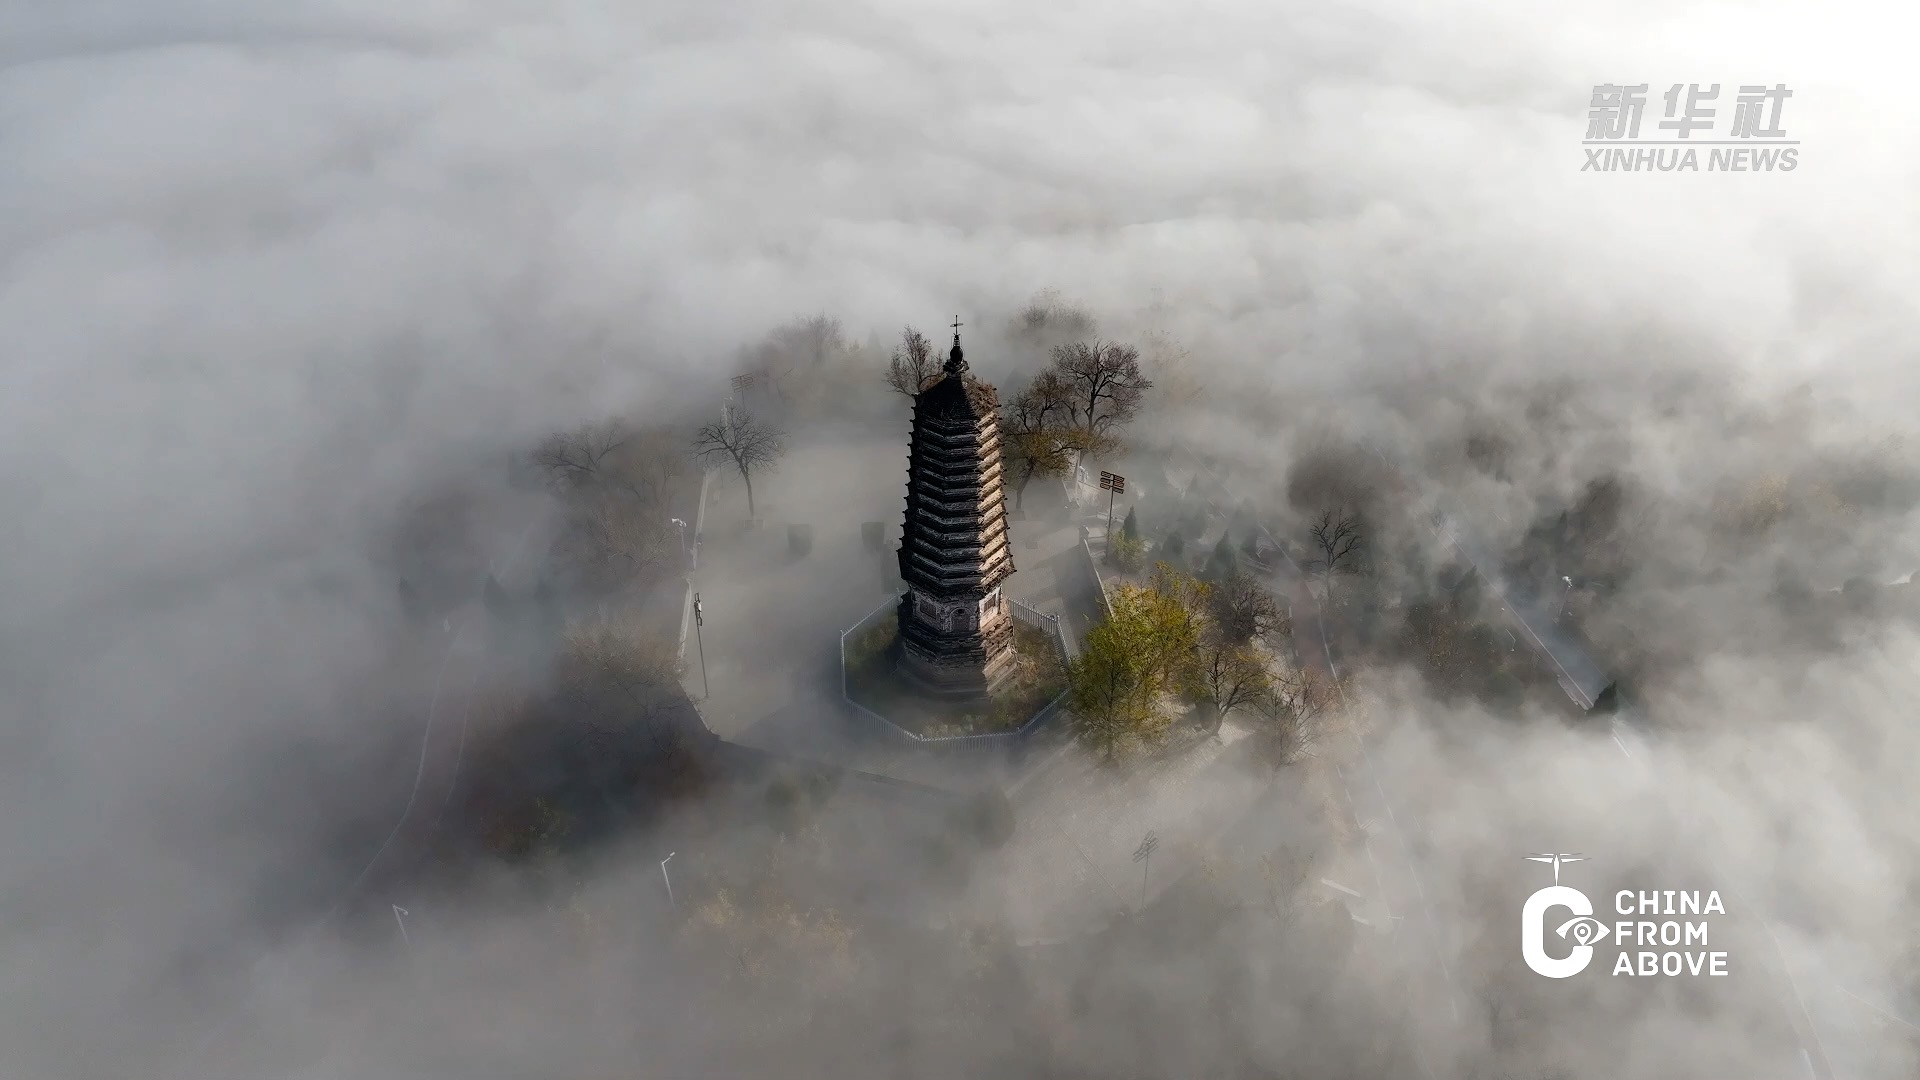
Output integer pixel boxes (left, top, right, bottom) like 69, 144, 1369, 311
1556, 916, 1610, 946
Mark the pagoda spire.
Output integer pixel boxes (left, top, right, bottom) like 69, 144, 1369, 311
945, 317, 967, 375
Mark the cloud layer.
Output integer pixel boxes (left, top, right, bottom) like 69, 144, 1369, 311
5, 0, 1920, 1077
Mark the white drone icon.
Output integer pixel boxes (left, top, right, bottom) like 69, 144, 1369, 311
1525, 852, 1586, 884
1526, 853, 1610, 944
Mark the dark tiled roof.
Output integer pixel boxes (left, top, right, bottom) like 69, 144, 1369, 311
916, 370, 999, 420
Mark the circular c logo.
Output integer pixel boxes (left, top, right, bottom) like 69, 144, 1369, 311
1522, 885, 1594, 978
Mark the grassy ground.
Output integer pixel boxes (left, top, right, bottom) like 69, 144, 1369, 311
845, 616, 1067, 738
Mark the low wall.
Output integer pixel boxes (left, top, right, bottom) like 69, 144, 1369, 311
1079, 533, 1115, 621
839, 595, 1072, 748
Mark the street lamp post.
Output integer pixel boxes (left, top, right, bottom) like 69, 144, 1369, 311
392, 904, 411, 949
671, 518, 689, 572
660, 852, 677, 910
692, 593, 709, 699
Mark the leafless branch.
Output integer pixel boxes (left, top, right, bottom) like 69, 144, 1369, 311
1250, 663, 1333, 765
557, 620, 687, 750
692, 407, 786, 519
1209, 569, 1288, 644
1009, 289, 1097, 346
740, 314, 846, 405
551, 492, 674, 595
1193, 628, 1270, 735
1000, 370, 1077, 508
533, 419, 633, 494
1308, 510, 1365, 581
884, 326, 941, 397
1047, 339, 1153, 451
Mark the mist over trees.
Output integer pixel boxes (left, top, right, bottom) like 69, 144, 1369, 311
1070, 563, 1331, 760
14, 4, 1920, 1076
691, 408, 786, 521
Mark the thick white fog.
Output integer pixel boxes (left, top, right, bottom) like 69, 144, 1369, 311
3, 1, 1919, 1077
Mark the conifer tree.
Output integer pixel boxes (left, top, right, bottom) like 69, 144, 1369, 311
1206, 534, 1238, 581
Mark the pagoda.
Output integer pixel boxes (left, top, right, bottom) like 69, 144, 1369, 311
894, 325, 1017, 699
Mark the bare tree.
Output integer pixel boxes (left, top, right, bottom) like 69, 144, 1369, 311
1192, 629, 1270, 736
692, 407, 785, 520
534, 420, 688, 508
552, 491, 673, 595
1047, 339, 1153, 454
611, 428, 692, 509
533, 419, 632, 494
1208, 569, 1289, 644
1138, 327, 1203, 410
1250, 663, 1332, 765
884, 326, 941, 397
558, 618, 688, 742
1308, 509, 1365, 597
743, 313, 846, 405
1000, 370, 1076, 509
1009, 288, 1097, 346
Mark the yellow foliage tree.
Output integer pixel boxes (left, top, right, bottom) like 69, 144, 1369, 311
1069, 564, 1209, 759
1068, 610, 1164, 761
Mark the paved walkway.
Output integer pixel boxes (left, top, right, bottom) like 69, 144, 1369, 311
685, 435, 905, 744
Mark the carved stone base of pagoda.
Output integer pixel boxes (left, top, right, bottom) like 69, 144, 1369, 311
893, 594, 1017, 701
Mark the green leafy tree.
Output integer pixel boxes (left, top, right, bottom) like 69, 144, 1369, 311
1106, 530, 1145, 573
1106, 506, 1145, 571
1068, 565, 1206, 760
1068, 614, 1162, 761
1134, 564, 1209, 691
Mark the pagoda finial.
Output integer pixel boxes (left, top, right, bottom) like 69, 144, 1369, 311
945, 317, 966, 375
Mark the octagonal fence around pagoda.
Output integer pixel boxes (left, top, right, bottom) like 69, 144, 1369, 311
839, 593, 1071, 747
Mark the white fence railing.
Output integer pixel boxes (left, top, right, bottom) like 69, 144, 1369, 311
839, 594, 1073, 747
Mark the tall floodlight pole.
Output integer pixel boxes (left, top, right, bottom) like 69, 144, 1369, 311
1100, 472, 1126, 537
693, 593, 709, 699
660, 852, 677, 910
